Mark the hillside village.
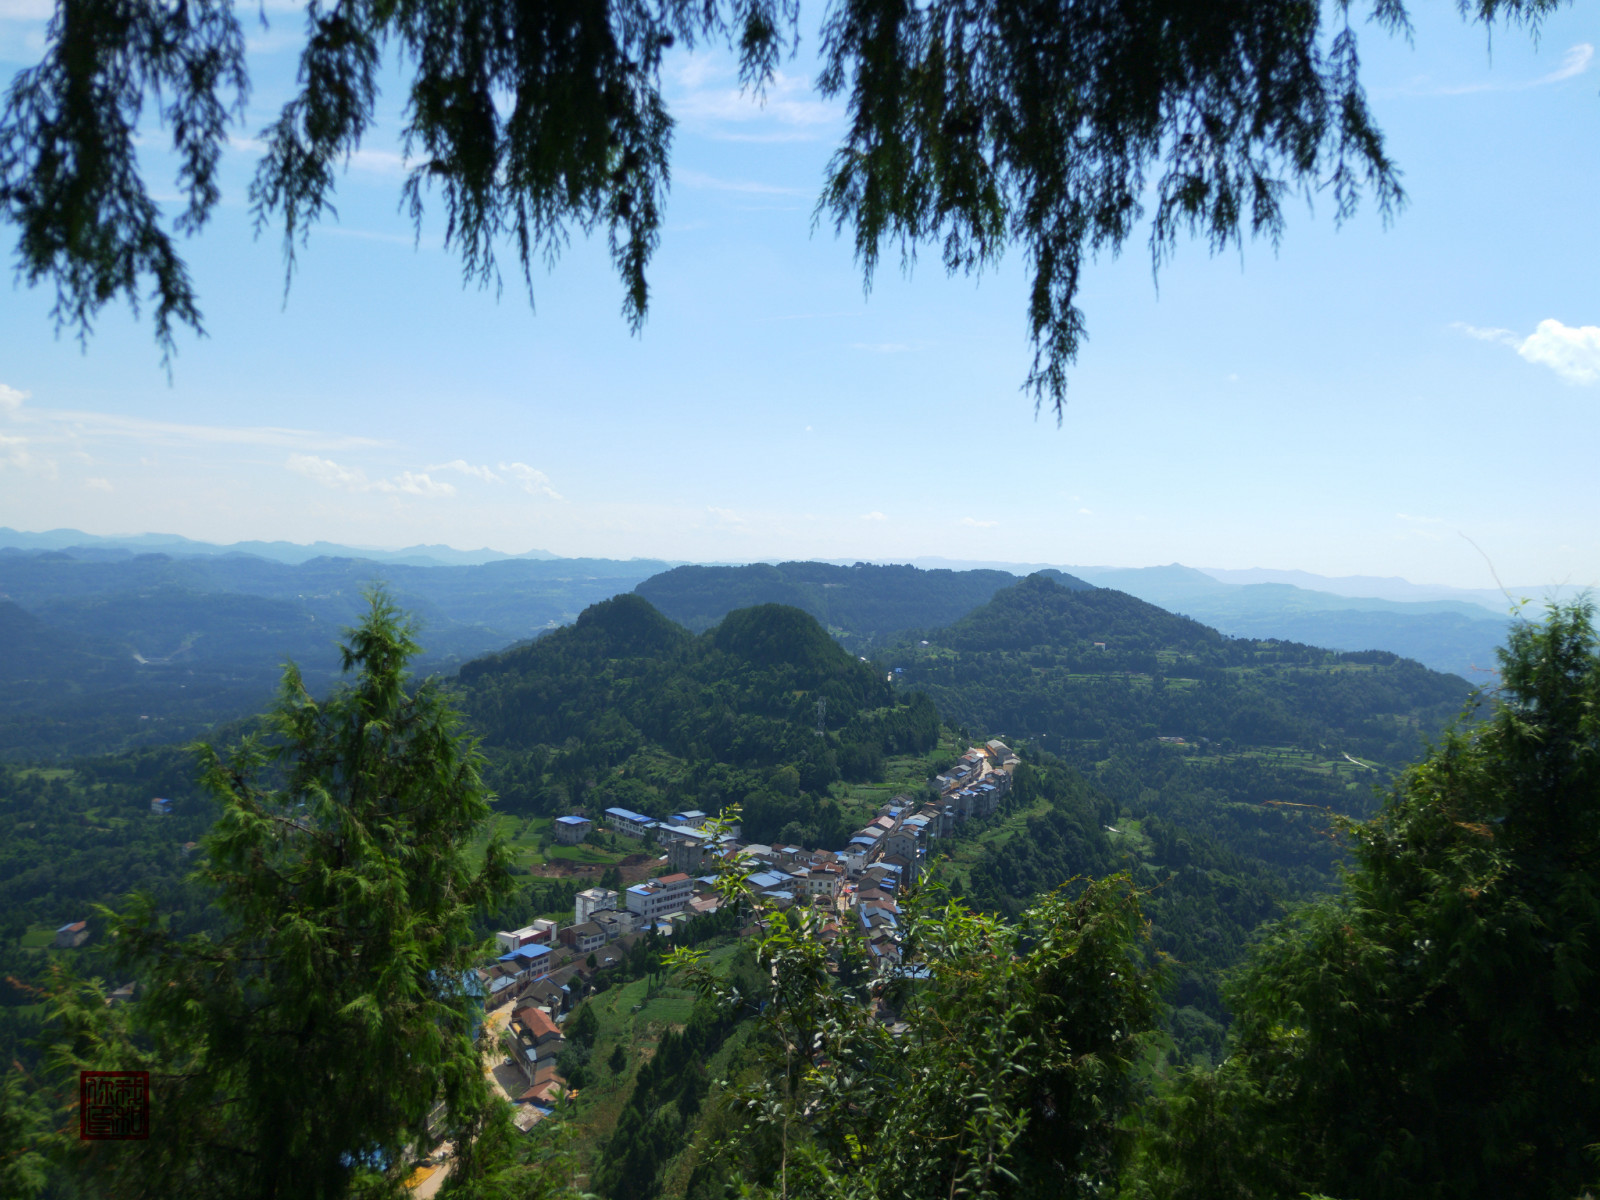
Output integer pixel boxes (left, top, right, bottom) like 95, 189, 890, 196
474, 739, 1019, 1128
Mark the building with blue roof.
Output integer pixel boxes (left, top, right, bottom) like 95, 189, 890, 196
553, 814, 593, 845
604, 807, 659, 838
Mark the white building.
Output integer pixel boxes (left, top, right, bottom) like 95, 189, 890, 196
576, 887, 618, 925
625, 873, 694, 922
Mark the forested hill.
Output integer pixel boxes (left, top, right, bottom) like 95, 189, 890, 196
941, 570, 1222, 654
909, 573, 1472, 762
0, 548, 664, 759
633, 561, 1092, 646
455, 595, 942, 848
894, 573, 1477, 1038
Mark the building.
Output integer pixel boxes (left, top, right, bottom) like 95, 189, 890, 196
604, 807, 658, 839
592, 910, 636, 941
553, 815, 592, 845
54, 921, 88, 949
575, 887, 618, 924
558, 922, 606, 954
150, 797, 173, 815
496, 943, 553, 982
667, 810, 708, 829
496, 924, 555, 954
624, 872, 694, 922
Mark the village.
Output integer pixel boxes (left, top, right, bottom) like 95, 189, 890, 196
471, 738, 1020, 1132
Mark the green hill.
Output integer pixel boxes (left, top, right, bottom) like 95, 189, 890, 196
634, 560, 1088, 645
456, 597, 941, 848
891, 573, 1476, 1028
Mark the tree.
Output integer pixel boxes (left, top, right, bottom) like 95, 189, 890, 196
1132, 601, 1600, 1200
0, 0, 1567, 407
675, 872, 1163, 1199
39, 591, 537, 1200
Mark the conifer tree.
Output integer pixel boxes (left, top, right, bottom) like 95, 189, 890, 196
1132, 601, 1600, 1200
41, 592, 541, 1199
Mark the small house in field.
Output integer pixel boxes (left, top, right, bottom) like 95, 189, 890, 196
553, 815, 592, 845
55, 921, 89, 949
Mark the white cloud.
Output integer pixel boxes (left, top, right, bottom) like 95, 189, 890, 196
674, 168, 806, 197
860, 511, 888, 522
960, 517, 998, 528
429, 459, 501, 483
707, 506, 745, 526
1516, 319, 1600, 385
671, 61, 841, 139
287, 454, 370, 491
1455, 318, 1600, 384
386, 471, 454, 498
1454, 322, 1519, 346
286, 455, 454, 497
1426, 42, 1593, 94
498, 462, 562, 500
0, 383, 27, 411
85, 477, 113, 492
1077, 507, 1093, 515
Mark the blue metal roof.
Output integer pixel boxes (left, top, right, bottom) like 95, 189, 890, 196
555, 815, 590, 825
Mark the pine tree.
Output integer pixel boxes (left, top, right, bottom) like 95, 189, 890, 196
1136, 602, 1600, 1200
41, 592, 537, 1199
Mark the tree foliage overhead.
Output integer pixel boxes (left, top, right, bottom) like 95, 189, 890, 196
0, 0, 1567, 402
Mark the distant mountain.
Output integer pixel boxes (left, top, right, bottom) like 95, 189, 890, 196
1196, 567, 1517, 610
0, 527, 561, 566
634, 561, 1091, 646
0, 549, 670, 758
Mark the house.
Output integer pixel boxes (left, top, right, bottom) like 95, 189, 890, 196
575, 887, 619, 924
745, 869, 795, 895
592, 910, 636, 941
150, 797, 173, 815
553, 815, 592, 845
800, 864, 844, 901
54, 921, 88, 949
479, 968, 520, 1009
667, 810, 708, 829
624, 873, 694, 922
558, 922, 607, 954
507, 1005, 565, 1085
604, 807, 658, 839
591, 944, 627, 971
496, 924, 554, 954
518, 977, 569, 1018
497, 943, 554, 981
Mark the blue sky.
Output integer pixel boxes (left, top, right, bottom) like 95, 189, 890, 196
2, 1, 1597, 589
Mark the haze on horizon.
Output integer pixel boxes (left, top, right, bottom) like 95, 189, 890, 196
2, 2, 1597, 592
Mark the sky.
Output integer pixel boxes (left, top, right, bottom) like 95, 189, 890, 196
1, 1, 1598, 590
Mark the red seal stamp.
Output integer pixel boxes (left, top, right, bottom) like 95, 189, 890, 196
80, 1071, 150, 1140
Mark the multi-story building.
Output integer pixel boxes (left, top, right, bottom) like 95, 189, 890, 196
604, 807, 659, 838
625, 872, 694, 922
575, 887, 618, 924
553, 815, 592, 844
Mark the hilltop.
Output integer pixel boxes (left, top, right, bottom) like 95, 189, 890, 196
456, 595, 942, 848
634, 560, 1090, 646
